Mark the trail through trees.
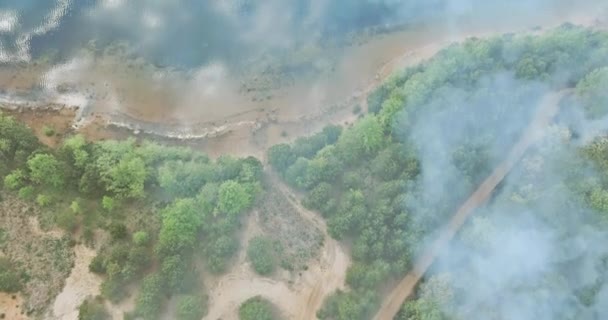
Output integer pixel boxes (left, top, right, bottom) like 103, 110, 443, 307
372, 91, 567, 320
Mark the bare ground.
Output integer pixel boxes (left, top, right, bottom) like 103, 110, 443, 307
48, 245, 102, 320
0, 292, 27, 320
205, 174, 351, 320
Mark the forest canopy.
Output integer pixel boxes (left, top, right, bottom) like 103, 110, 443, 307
269, 25, 608, 319
0, 112, 261, 319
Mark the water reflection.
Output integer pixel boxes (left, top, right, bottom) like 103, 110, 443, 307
0, 0, 606, 144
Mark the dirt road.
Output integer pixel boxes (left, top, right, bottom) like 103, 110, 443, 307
49, 245, 101, 320
205, 174, 350, 320
372, 91, 567, 320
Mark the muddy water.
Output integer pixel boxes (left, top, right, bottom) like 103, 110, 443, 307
0, 3, 606, 146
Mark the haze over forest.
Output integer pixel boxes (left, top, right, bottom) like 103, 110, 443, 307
1, 1, 608, 320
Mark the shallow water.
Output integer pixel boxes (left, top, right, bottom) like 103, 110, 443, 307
0, 0, 602, 66
0, 0, 606, 144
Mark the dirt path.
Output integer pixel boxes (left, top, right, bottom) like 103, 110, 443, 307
274, 177, 350, 320
49, 245, 102, 320
205, 173, 350, 320
372, 91, 567, 320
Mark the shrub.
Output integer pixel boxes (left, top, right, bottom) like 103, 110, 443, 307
43, 125, 56, 137
0, 257, 22, 293
176, 295, 207, 320
71, 199, 82, 214
133, 231, 150, 246
247, 236, 278, 276
56, 210, 77, 232
239, 296, 275, 320
18, 186, 35, 200
89, 255, 106, 274
134, 274, 163, 320
27, 153, 65, 188
218, 180, 252, 216
3, 169, 25, 191
109, 223, 128, 241
36, 194, 52, 207
78, 296, 109, 320
101, 196, 115, 213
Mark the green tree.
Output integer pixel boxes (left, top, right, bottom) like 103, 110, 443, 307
576, 67, 608, 118
158, 160, 214, 198
56, 210, 77, 232
397, 274, 454, 320
176, 295, 207, 320
303, 182, 333, 213
62, 134, 90, 170
0, 112, 39, 163
322, 125, 343, 145
78, 296, 109, 320
337, 115, 384, 161
89, 255, 106, 274
239, 296, 275, 320
36, 194, 52, 207
18, 186, 35, 200
267, 144, 295, 174
27, 153, 65, 188
204, 235, 239, 273
239, 157, 264, 183
216, 155, 243, 180
160, 255, 188, 294
135, 274, 163, 320
247, 236, 277, 276
71, 199, 82, 214
157, 198, 204, 255
109, 223, 128, 241
218, 180, 252, 216
101, 196, 116, 213
133, 231, 150, 246
284, 157, 309, 189
124, 247, 151, 280
317, 290, 370, 320
106, 157, 147, 199
4, 169, 25, 190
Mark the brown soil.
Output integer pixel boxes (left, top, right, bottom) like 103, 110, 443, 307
205, 174, 351, 320
372, 91, 567, 320
2, 107, 77, 148
0, 292, 28, 320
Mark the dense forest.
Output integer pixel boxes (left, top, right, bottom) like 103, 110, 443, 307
268, 24, 608, 319
0, 112, 262, 319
